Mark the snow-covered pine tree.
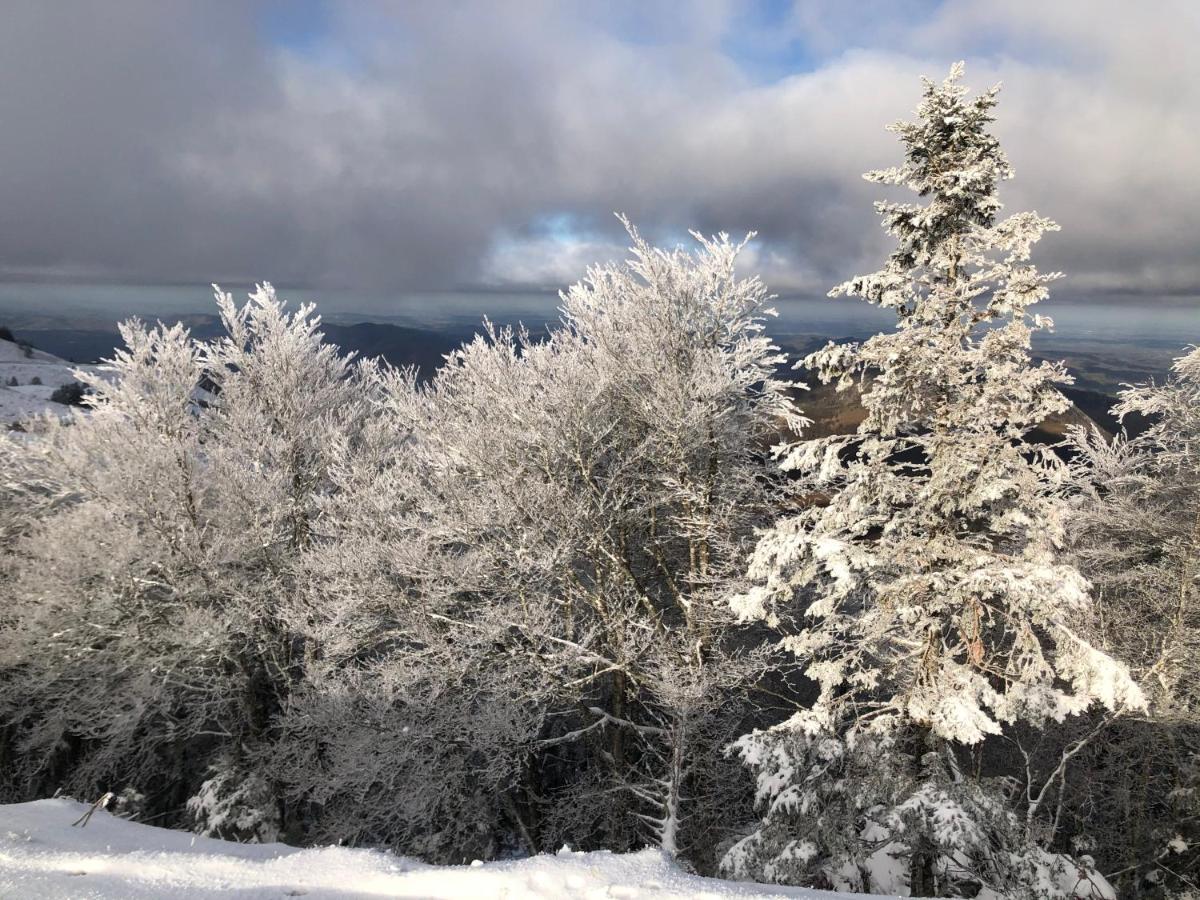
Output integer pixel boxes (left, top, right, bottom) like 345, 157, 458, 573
723, 63, 1143, 897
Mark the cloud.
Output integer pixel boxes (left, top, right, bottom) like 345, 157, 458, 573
0, 1, 1197, 306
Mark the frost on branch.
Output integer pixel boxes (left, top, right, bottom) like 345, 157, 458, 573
1056, 344, 1200, 893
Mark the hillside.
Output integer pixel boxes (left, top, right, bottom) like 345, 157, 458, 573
796, 377, 1108, 444
0, 335, 93, 425
772, 335, 1121, 444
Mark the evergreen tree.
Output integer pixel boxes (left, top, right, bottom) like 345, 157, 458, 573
724, 63, 1142, 897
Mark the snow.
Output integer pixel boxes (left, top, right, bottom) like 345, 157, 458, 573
0, 337, 96, 424
0, 799, 903, 900
0, 385, 61, 424
0, 337, 61, 366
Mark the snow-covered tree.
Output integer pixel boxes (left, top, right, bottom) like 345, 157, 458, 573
275, 220, 804, 867
724, 63, 1142, 896
469, 221, 800, 863
1057, 346, 1200, 894
0, 319, 220, 802
0, 287, 368, 833
267, 378, 549, 860
196, 287, 367, 798
0, 431, 64, 555
724, 727, 1116, 898
1070, 346, 1200, 719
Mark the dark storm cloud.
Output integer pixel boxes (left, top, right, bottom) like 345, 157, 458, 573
1, 1, 1198, 301
0, 2, 276, 280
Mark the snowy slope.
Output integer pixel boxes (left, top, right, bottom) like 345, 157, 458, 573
0, 338, 95, 424
0, 799, 901, 900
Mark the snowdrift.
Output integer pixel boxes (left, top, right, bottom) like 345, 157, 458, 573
0, 799, 891, 899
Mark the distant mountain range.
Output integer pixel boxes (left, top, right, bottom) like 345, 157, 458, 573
4, 318, 1141, 439
8, 318, 460, 381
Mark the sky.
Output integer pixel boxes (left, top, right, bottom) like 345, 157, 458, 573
1, 0, 1198, 308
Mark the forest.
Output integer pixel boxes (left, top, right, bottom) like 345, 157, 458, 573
0, 65, 1195, 900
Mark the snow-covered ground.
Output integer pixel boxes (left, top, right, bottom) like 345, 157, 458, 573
0, 799, 896, 900
0, 337, 94, 424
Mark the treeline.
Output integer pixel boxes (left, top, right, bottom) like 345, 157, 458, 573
0, 65, 1196, 899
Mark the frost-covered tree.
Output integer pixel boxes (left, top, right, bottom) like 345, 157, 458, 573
0, 428, 71, 783
478, 222, 800, 864
275, 221, 804, 867
0, 431, 63, 553
267, 371, 549, 860
0, 319, 220, 804
1070, 347, 1200, 719
196, 287, 367, 798
724, 63, 1142, 897
1058, 346, 1200, 895
0, 287, 367, 836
